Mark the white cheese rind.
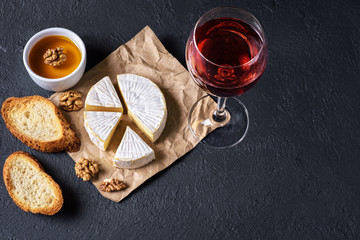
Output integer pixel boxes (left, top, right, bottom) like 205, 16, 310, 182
85, 76, 122, 110
117, 74, 167, 142
113, 126, 155, 169
84, 111, 122, 151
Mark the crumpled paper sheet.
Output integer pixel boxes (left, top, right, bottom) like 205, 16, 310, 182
50, 26, 217, 202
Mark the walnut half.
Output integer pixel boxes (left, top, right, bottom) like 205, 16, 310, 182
99, 179, 127, 192
43, 47, 67, 66
75, 158, 99, 181
59, 90, 83, 111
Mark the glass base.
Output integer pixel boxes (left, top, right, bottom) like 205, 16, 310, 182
188, 95, 249, 149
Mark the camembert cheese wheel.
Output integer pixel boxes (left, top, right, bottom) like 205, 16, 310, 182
84, 111, 122, 151
85, 76, 123, 112
117, 74, 167, 142
113, 126, 155, 169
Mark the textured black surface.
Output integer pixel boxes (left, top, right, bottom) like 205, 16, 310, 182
1, 0, 360, 239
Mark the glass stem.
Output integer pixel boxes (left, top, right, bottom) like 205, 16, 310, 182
213, 97, 227, 122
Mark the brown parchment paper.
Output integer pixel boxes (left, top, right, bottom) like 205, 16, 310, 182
50, 26, 217, 202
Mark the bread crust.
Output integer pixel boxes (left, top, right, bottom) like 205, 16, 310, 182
1, 95, 80, 152
3, 151, 64, 215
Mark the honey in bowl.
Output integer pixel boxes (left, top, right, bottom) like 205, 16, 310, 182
29, 35, 81, 79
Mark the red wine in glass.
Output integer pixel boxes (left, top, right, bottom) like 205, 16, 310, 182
186, 7, 268, 148
186, 17, 267, 97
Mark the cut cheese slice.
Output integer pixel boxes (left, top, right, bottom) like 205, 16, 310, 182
84, 111, 122, 151
117, 74, 167, 142
85, 76, 123, 112
113, 126, 155, 169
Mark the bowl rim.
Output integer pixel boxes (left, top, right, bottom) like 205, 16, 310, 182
23, 27, 86, 83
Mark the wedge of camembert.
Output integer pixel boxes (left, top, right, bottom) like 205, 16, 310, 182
85, 76, 123, 112
117, 74, 167, 142
84, 111, 122, 151
113, 126, 155, 169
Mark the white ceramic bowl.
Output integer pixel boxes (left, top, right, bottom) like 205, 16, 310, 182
23, 27, 86, 92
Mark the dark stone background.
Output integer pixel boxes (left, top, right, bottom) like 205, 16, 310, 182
1, 0, 360, 239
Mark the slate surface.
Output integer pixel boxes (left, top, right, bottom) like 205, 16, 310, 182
1, 0, 360, 239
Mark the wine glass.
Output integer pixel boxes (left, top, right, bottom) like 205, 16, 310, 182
185, 7, 268, 148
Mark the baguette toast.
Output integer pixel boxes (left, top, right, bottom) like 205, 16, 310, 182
1, 95, 80, 152
3, 151, 63, 215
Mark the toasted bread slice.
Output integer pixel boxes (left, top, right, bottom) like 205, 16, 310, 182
3, 151, 63, 215
1, 95, 80, 152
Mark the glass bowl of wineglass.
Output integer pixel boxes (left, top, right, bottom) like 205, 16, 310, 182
185, 7, 268, 148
